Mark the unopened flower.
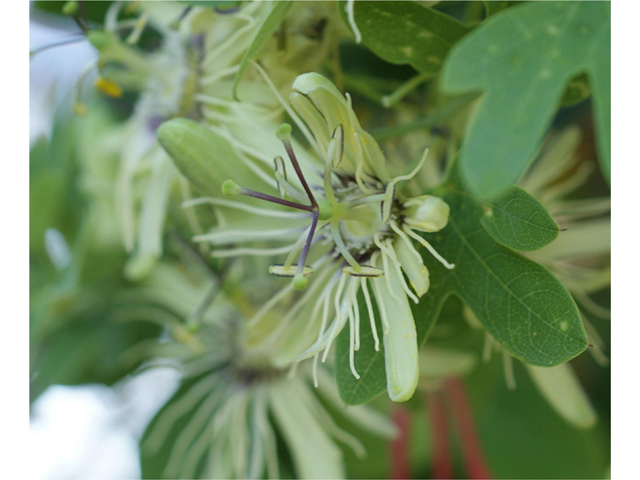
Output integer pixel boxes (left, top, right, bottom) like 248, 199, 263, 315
159, 72, 455, 402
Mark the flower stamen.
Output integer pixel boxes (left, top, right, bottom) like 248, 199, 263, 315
222, 179, 314, 212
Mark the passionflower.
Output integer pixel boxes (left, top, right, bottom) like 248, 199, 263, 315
79, 1, 337, 279
133, 260, 395, 479
159, 72, 455, 402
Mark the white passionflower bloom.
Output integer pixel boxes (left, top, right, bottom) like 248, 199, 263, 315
134, 261, 395, 479
80, 1, 338, 278
159, 72, 455, 402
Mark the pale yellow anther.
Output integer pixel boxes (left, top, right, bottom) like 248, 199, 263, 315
95, 77, 123, 98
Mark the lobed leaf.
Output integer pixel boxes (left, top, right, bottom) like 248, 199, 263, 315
480, 184, 559, 251
441, 1, 611, 198
343, 0, 469, 76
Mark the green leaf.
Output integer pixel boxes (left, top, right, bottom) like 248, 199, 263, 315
480, 184, 559, 251
334, 285, 389, 406
178, 1, 241, 7
344, 1, 469, 76
441, 1, 611, 198
34, 1, 114, 23
232, 1, 293, 100
468, 359, 609, 479
335, 165, 587, 405
483, 1, 519, 18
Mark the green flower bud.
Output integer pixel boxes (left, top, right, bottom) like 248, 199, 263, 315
158, 118, 262, 197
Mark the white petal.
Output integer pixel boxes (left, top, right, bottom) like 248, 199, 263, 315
372, 256, 419, 402
418, 347, 477, 378
393, 240, 429, 297
269, 381, 345, 479
290, 72, 389, 182
314, 368, 397, 439
525, 363, 597, 429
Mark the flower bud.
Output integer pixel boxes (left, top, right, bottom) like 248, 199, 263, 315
158, 118, 263, 197
403, 195, 450, 233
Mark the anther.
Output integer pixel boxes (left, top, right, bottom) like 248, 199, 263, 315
327, 125, 344, 168
318, 200, 334, 221
95, 77, 123, 98
274, 156, 287, 198
381, 182, 395, 223
269, 264, 315, 277
222, 179, 242, 196
343, 265, 384, 277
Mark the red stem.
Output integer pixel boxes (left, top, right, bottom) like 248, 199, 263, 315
443, 378, 492, 480
426, 391, 454, 479
389, 407, 412, 480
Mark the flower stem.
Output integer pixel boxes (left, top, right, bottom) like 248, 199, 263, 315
426, 391, 454, 480
389, 407, 412, 480
443, 378, 492, 479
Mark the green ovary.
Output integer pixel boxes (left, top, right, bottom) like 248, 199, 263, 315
340, 203, 383, 242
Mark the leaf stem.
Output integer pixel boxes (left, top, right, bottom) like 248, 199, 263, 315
371, 93, 477, 142
381, 72, 433, 108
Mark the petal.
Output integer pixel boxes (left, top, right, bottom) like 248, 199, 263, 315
314, 368, 398, 439
528, 218, 611, 262
525, 363, 597, 429
393, 240, 430, 297
290, 72, 389, 182
372, 255, 419, 402
269, 380, 346, 479
418, 348, 477, 378
519, 127, 581, 196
